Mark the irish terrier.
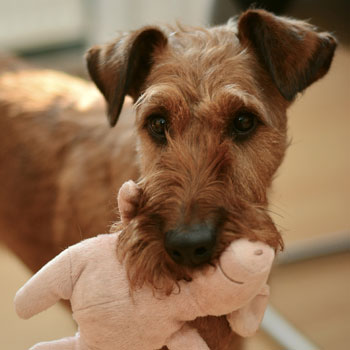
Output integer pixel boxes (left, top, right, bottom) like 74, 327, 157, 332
0, 9, 336, 350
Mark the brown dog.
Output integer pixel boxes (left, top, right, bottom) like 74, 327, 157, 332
0, 9, 336, 350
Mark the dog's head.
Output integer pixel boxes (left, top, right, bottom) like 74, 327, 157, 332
87, 10, 336, 292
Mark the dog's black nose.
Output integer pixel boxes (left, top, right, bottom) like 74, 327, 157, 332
165, 223, 216, 266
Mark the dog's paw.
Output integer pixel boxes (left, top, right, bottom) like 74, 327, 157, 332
118, 180, 141, 224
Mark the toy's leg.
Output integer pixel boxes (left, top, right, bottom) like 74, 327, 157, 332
165, 324, 210, 350
30, 335, 78, 350
227, 285, 270, 337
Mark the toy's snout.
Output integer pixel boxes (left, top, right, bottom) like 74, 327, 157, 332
219, 239, 275, 283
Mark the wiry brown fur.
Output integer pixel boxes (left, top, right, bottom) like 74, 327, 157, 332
117, 128, 284, 294
0, 9, 336, 350
110, 11, 335, 295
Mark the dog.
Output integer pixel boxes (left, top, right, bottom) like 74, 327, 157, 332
0, 9, 336, 350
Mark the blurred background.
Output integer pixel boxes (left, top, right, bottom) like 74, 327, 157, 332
0, 0, 349, 349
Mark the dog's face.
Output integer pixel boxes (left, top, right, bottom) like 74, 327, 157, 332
87, 10, 336, 292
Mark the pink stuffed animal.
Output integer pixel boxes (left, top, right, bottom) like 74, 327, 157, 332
15, 181, 274, 350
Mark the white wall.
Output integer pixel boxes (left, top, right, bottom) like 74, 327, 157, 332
0, 0, 214, 51
85, 0, 214, 45
0, 0, 84, 51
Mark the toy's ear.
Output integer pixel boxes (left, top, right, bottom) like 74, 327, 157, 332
86, 27, 167, 126
237, 9, 337, 101
118, 180, 141, 225
227, 285, 269, 337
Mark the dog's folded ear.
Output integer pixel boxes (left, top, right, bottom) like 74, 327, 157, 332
237, 9, 337, 101
86, 27, 167, 126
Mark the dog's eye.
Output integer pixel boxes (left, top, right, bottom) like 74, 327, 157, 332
232, 113, 257, 137
147, 114, 168, 142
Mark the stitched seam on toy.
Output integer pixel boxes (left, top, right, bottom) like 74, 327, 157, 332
186, 286, 209, 317
67, 248, 74, 293
218, 263, 244, 284
73, 299, 120, 312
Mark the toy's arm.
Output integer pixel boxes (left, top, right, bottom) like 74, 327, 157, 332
14, 248, 73, 319
226, 284, 270, 337
165, 324, 210, 350
118, 180, 141, 225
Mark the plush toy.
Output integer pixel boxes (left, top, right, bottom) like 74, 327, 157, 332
15, 180, 275, 350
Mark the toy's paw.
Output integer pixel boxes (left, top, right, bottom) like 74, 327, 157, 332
29, 335, 77, 349
118, 180, 141, 224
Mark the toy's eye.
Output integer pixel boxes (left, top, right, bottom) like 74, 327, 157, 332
147, 114, 168, 143
231, 113, 258, 138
